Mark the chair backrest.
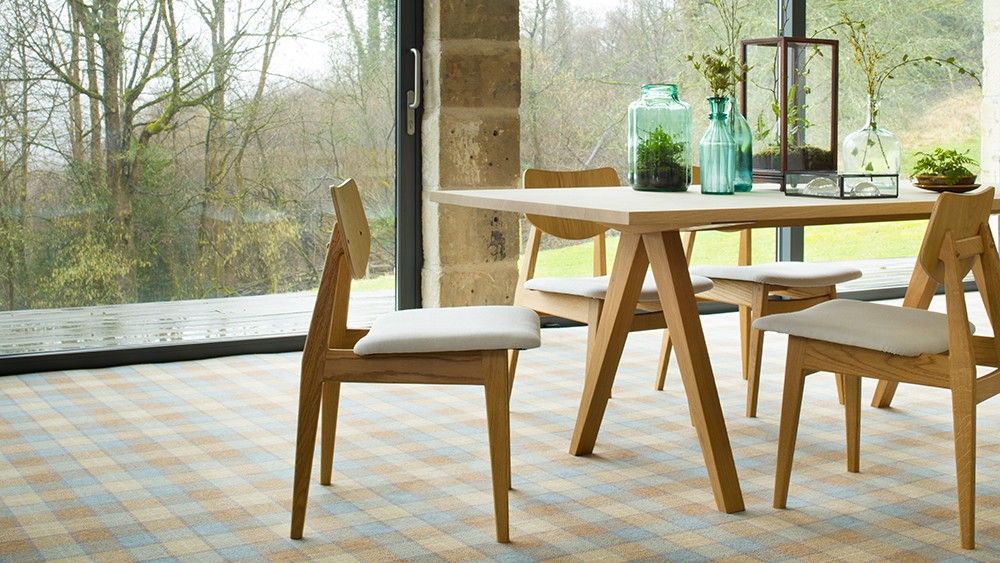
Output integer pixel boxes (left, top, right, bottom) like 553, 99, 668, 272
522, 167, 619, 240
331, 179, 370, 280
917, 187, 995, 284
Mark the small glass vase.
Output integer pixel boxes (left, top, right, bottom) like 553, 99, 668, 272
699, 97, 736, 195
627, 84, 692, 192
728, 97, 753, 192
842, 96, 901, 174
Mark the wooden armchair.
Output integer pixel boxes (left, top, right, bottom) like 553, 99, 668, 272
756, 187, 1000, 549
508, 167, 714, 392
290, 179, 541, 543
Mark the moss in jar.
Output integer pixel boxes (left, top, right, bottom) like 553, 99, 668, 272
752, 144, 834, 171
631, 125, 689, 191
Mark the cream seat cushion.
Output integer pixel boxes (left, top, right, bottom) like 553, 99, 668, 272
690, 262, 862, 288
754, 299, 974, 357
353, 306, 541, 356
523, 272, 713, 301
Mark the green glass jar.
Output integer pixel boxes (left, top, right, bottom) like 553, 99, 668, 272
628, 84, 692, 192
728, 97, 753, 192
699, 96, 736, 195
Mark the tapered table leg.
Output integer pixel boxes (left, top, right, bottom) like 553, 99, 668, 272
569, 233, 649, 455
644, 230, 745, 514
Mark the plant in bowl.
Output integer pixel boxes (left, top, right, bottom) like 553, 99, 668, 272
911, 148, 978, 186
633, 125, 687, 191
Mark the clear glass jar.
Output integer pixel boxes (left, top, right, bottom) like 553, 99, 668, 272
627, 84, 692, 192
699, 97, 736, 195
842, 96, 901, 174
728, 97, 753, 192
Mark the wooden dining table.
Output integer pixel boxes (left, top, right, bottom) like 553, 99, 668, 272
429, 183, 1000, 514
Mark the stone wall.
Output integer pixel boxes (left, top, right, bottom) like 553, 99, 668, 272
982, 1, 1000, 183
421, 0, 522, 307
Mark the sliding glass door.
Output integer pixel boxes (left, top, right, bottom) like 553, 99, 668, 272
0, 0, 421, 370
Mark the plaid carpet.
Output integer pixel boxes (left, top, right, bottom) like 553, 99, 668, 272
2, 297, 999, 561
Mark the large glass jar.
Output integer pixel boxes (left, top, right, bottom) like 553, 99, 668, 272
842, 96, 901, 174
728, 97, 753, 192
699, 96, 736, 195
628, 84, 692, 192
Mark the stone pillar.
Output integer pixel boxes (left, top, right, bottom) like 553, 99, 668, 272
421, 0, 521, 307
982, 1, 1000, 182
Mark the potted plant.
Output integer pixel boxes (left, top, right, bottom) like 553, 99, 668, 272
911, 148, 979, 187
633, 125, 688, 191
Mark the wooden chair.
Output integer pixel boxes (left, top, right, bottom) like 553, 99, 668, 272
665, 228, 862, 417
756, 187, 999, 549
508, 167, 714, 392
290, 179, 541, 543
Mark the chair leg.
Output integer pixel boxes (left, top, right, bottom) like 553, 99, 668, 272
507, 349, 519, 397
290, 367, 324, 539
484, 353, 511, 543
951, 387, 977, 549
774, 338, 807, 509
746, 286, 768, 418
587, 301, 608, 398
655, 329, 672, 391
835, 373, 846, 406
739, 305, 751, 381
320, 381, 341, 486
843, 375, 861, 473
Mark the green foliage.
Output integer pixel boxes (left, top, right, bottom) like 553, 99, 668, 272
636, 126, 684, 172
688, 47, 744, 98
40, 233, 139, 308
910, 148, 979, 184
829, 12, 980, 125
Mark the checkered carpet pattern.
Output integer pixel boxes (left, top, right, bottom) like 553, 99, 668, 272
2, 297, 1000, 560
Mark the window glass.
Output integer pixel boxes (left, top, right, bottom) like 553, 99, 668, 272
0, 0, 397, 354
804, 1, 982, 289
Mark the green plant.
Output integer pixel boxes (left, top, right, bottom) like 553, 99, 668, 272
910, 148, 978, 184
704, 0, 750, 97
636, 125, 685, 172
830, 13, 980, 127
689, 47, 745, 99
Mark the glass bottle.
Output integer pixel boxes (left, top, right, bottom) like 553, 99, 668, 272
699, 96, 736, 195
728, 97, 753, 192
842, 95, 901, 174
627, 84, 692, 192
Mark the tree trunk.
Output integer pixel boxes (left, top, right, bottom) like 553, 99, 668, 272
68, 13, 85, 163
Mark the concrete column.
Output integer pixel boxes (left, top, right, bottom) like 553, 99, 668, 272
421, 0, 521, 307
982, 1, 1000, 182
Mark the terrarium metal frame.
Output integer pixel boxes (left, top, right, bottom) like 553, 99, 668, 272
740, 36, 839, 191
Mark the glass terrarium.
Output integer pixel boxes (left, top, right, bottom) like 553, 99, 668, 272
627, 84, 692, 192
740, 37, 839, 190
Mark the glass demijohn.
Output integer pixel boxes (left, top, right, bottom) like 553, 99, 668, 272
699, 97, 736, 195
841, 96, 901, 174
728, 97, 753, 192
628, 84, 692, 192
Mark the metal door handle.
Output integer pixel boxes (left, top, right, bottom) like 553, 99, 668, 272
408, 48, 421, 109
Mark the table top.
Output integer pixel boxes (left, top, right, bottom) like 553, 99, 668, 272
429, 183, 1000, 231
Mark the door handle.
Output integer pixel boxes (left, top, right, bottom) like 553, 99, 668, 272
406, 48, 421, 135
